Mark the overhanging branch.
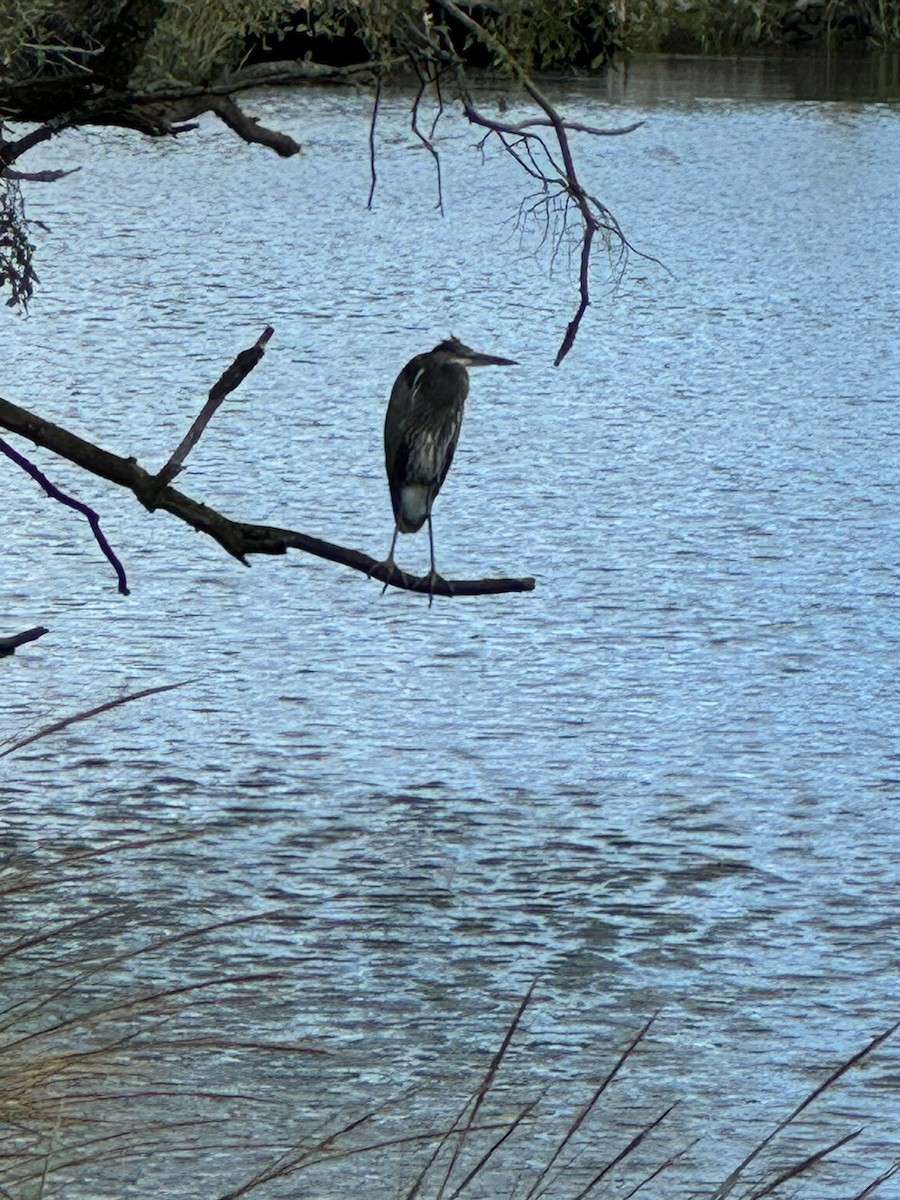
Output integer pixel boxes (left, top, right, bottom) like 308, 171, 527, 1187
431, 0, 654, 365
0, 626, 49, 657
0, 434, 129, 593
0, 395, 534, 599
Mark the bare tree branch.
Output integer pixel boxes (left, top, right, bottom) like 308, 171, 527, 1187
0, 61, 386, 152
0, 396, 534, 599
205, 97, 299, 157
367, 75, 382, 211
505, 117, 645, 137
0, 123, 66, 170
409, 58, 445, 215
0, 626, 49, 657
431, 0, 653, 365
155, 327, 273, 491
122, 60, 391, 103
1, 166, 80, 182
1, 7, 647, 364
0, 434, 129, 593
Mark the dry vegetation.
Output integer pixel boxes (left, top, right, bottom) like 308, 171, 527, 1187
0, 836, 317, 1199
2, 852, 898, 1200
1, 723, 898, 1197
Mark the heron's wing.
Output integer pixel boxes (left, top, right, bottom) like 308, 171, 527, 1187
384, 357, 424, 521
384, 357, 466, 525
388, 438, 410, 522
436, 410, 462, 492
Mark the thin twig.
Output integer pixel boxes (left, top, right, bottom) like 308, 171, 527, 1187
0, 435, 129, 593
367, 74, 382, 210
409, 60, 445, 215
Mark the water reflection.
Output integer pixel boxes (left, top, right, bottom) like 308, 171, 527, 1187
598, 48, 900, 103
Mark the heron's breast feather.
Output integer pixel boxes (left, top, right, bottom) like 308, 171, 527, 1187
398, 484, 430, 533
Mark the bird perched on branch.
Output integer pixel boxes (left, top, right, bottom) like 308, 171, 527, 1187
379, 336, 517, 602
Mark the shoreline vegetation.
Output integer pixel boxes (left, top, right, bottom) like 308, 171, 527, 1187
1, 3, 898, 92
280, 1, 900, 62
2, 718, 899, 1197
2, 841, 898, 1198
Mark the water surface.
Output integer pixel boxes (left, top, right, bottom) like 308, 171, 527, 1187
2, 54, 899, 1198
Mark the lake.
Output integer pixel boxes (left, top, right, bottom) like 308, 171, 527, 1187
2, 50, 899, 1200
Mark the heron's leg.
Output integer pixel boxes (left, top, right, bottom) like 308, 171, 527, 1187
428, 514, 437, 578
374, 524, 400, 595
425, 515, 452, 606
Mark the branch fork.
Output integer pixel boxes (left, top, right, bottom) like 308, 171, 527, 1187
0, 330, 534, 599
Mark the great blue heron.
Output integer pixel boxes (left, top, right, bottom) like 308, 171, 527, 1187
379, 337, 517, 601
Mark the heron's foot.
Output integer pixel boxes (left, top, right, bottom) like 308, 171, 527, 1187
367, 556, 398, 595
425, 569, 453, 606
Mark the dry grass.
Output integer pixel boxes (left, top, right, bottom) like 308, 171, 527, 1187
1, 841, 898, 1198
0, 838, 320, 1200
222, 988, 900, 1200
2, 691, 897, 1197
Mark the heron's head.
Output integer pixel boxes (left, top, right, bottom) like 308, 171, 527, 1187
432, 336, 517, 369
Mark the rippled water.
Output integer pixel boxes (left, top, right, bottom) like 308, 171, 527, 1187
2, 54, 899, 1199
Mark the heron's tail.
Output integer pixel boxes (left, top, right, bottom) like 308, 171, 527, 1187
397, 485, 430, 533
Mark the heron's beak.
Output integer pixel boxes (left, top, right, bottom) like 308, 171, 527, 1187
466, 350, 518, 368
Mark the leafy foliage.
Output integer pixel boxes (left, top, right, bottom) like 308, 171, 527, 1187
0, 175, 38, 309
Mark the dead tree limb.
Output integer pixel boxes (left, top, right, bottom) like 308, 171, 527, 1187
204, 97, 299, 158
430, 0, 655, 365
155, 326, 273, 491
0, 434, 129, 593
0, 396, 534, 599
1, 167, 81, 183
0, 626, 49, 657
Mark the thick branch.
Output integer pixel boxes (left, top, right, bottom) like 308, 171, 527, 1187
1, 166, 80, 182
205, 97, 299, 157
0, 626, 49, 657
0, 396, 534, 598
0, 61, 383, 145
0, 123, 59, 169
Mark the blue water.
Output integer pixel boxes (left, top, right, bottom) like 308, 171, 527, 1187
2, 55, 899, 1199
